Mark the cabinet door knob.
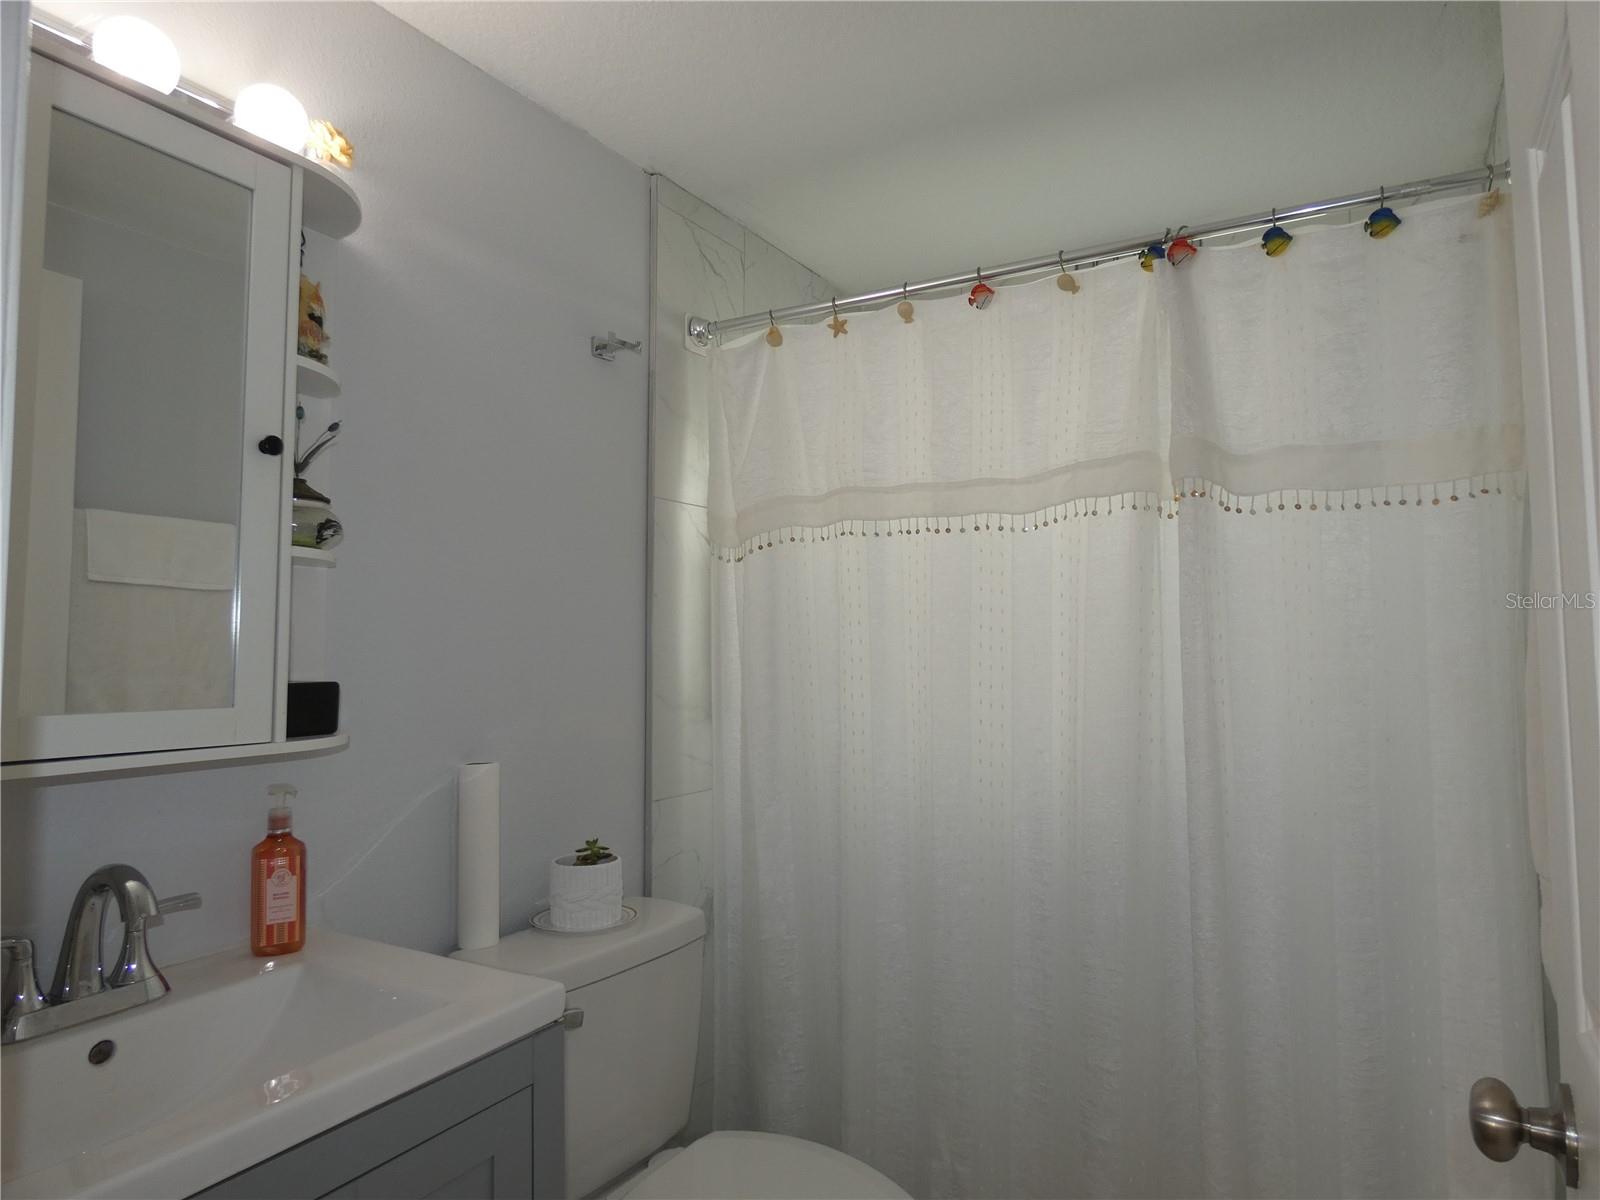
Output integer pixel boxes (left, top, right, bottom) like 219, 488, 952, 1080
258, 435, 284, 456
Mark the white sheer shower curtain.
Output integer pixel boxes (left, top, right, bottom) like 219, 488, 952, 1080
707, 197, 1546, 1199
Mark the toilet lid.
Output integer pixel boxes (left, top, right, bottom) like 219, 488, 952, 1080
620, 1132, 910, 1200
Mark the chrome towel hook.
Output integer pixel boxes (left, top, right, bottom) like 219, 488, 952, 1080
591, 332, 642, 362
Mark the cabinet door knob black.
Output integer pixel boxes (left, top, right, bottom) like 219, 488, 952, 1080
258, 435, 284, 456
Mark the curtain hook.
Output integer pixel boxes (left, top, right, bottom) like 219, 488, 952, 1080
968, 267, 994, 309
1055, 250, 1080, 293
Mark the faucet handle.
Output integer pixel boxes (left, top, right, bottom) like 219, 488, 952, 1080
108, 892, 200, 990
157, 892, 203, 916
2, 937, 48, 1035
127, 892, 203, 934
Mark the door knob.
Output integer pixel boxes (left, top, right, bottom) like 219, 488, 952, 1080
258, 435, 284, 456
1469, 1076, 1580, 1186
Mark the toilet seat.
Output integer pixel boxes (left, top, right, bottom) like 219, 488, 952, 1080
619, 1131, 909, 1200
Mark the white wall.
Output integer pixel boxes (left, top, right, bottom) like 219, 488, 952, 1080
3, 1, 650, 981
648, 175, 833, 1133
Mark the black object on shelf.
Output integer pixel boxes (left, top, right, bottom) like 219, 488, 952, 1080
287, 681, 340, 738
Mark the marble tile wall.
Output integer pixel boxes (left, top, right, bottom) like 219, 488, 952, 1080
649, 176, 833, 1134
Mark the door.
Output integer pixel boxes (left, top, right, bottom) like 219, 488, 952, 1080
1501, 2, 1599, 1194
2, 55, 291, 761
321, 1090, 535, 1199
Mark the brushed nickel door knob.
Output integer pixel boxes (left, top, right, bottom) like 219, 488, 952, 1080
1469, 1076, 1581, 1187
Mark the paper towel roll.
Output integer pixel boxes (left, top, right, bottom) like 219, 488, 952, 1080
457, 761, 501, 951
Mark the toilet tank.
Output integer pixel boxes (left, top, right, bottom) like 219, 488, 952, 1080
455, 897, 706, 1199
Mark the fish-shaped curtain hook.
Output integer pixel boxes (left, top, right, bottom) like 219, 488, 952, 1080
968, 270, 995, 309
1166, 227, 1198, 267
1261, 208, 1294, 256
1140, 230, 1171, 272
1364, 187, 1402, 238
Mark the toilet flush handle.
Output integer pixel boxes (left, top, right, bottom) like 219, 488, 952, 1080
559, 1008, 584, 1030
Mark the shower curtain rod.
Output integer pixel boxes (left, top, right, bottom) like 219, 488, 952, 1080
687, 162, 1509, 345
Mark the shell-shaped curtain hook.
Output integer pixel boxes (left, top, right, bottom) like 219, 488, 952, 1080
1478, 166, 1504, 216
1055, 251, 1080, 293
765, 310, 783, 347
827, 297, 849, 338
897, 283, 915, 323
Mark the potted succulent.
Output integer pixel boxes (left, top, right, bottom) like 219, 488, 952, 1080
548, 838, 623, 931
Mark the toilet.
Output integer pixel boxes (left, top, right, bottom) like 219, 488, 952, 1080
454, 897, 907, 1200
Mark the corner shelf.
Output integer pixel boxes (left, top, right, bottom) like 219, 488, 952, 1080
2, 733, 349, 782
296, 357, 341, 399
292, 546, 337, 567
300, 165, 361, 240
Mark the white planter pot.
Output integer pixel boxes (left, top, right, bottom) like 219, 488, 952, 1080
548, 854, 623, 931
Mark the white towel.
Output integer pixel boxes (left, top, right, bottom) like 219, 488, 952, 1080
68, 510, 234, 712
83, 508, 236, 591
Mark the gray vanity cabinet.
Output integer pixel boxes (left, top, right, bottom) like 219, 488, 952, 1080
192, 1028, 564, 1200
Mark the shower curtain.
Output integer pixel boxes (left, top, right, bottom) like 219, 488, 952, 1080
706, 196, 1547, 1199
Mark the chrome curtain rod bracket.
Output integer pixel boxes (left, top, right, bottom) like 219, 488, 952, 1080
688, 162, 1510, 342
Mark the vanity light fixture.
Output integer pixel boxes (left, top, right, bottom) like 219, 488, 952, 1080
89, 16, 181, 95
232, 83, 309, 153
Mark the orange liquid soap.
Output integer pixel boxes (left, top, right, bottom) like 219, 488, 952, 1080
251, 784, 306, 956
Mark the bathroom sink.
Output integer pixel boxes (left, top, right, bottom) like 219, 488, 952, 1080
0, 929, 564, 1198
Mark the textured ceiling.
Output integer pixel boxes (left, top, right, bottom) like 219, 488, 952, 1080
401, 3, 1498, 297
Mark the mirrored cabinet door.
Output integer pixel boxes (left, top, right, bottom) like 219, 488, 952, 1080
3, 58, 293, 763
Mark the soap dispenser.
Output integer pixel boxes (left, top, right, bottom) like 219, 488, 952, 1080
251, 784, 307, 957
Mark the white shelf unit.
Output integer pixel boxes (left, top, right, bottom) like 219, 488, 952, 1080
6, 24, 358, 782
3, 733, 349, 781
289, 323, 340, 696
295, 356, 341, 399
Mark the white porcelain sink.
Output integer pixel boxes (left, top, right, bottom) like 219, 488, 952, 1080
1, 929, 564, 1198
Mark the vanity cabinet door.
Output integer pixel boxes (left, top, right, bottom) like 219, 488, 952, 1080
2, 56, 292, 763
321, 1089, 534, 1200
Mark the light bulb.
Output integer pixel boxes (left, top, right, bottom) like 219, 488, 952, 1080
90, 16, 181, 95
232, 84, 308, 154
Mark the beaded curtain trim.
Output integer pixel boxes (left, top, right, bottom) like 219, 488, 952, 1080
711, 472, 1523, 562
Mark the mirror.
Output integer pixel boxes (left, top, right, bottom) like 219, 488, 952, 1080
12, 109, 250, 716
5, 56, 291, 765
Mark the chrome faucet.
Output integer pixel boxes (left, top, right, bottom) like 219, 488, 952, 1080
2, 864, 200, 1045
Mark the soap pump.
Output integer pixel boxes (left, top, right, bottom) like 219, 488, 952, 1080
251, 784, 307, 957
